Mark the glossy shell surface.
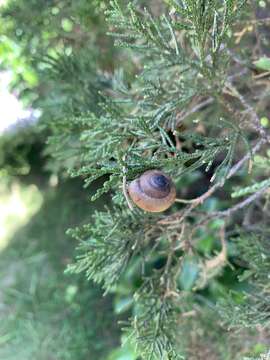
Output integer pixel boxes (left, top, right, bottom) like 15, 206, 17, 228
128, 170, 176, 212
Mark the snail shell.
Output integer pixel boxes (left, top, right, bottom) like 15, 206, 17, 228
128, 170, 176, 212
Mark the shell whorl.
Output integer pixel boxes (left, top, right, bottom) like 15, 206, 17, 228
128, 170, 176, 212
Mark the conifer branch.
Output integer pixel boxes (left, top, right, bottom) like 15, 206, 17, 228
159, 137, 266, 226
41, 0, 270, 357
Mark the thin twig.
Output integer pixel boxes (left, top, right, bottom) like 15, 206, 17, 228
225, 81, 267, 138
158, 138, 267, 225
215, 185, 270, 218
195, 225, 227, 290
174, 98, 214, 126
122, 155, 134, 210
238, 17, 270, 25
204, 225, 227, 270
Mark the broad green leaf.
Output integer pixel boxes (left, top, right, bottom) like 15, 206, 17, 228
254, 57, 270, 71
179, 258, 199, 291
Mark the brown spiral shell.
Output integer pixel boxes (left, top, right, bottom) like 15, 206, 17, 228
128, 170, 176, 212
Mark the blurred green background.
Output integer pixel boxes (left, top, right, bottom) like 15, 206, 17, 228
0, 1, 127, 359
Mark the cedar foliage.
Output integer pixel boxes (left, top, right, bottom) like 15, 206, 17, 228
49, 1, 269, 358
2, 0, 270, 359
50, 1, 270, 358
